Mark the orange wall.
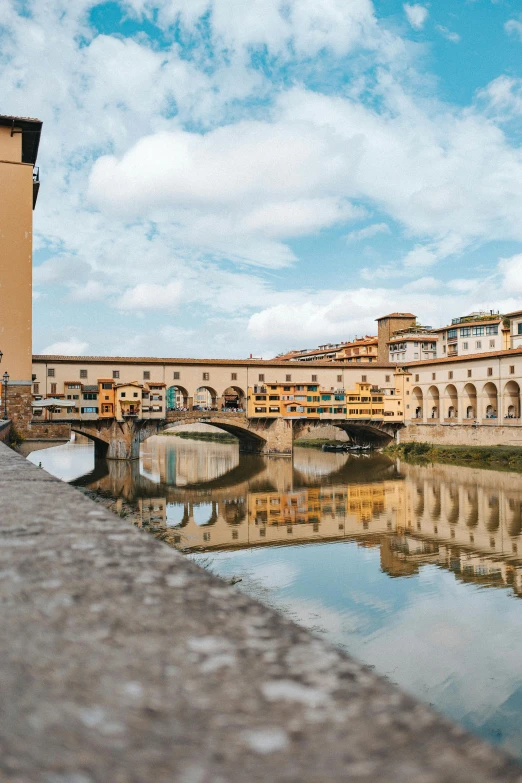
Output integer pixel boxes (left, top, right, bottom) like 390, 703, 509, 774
0, 126, 33, 382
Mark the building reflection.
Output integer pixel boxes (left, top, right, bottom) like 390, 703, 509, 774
74, 440, 522, 599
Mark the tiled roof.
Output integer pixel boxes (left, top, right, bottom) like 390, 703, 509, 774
34, 355, 395, 369
405, 346, 522, 367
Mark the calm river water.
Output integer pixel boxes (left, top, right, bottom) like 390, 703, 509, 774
29, 435, 522, 758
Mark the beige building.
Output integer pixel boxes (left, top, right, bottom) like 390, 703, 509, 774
32, 356, 397, 415
405, 348, 522, 423
0, 114, 42, 426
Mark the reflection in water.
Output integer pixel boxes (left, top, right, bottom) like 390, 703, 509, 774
32, 436, 522, 760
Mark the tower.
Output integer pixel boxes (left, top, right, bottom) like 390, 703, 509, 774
0, 114, 42, 430
375, 312, 416, 363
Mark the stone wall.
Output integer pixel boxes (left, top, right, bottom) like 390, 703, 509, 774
5, 382, 32, 437
26, 420, 71, 440
0, 419, 11, 443
295, 423, 349, 442
401, 422, 522, 447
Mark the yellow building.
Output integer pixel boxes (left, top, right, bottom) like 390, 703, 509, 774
115, 382, 142, 420
0, 114, 42, 429
247, 379, 404, 422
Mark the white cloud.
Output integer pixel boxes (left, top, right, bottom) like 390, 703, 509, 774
498, 254, 522, 294
478, 76, 522, 118
117, 281, 183, 311
403, 4, 429, 31
505, 19, 522, 42
39, 340, 89, 356
345, 223, 391, 242
436, 25, 460, 43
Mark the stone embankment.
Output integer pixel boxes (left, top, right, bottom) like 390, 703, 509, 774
1, 441, 522, 782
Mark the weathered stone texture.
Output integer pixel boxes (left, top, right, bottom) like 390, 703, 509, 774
0, 442, 522, 782
401, 422, 522, 447
4, 383, 32, 436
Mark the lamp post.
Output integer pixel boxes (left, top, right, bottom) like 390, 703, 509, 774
2, 371, 9, 420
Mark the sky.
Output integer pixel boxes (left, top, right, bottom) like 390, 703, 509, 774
3, 0, 522, 358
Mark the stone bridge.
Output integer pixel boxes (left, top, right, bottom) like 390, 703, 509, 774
28, 411, 402, 459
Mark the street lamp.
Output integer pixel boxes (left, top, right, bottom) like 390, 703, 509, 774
2, 371, 9, 420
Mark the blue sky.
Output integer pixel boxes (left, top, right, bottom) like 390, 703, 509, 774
3, 0, 522, 357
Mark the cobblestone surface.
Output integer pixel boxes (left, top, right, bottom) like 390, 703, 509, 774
1, 442, 521, 783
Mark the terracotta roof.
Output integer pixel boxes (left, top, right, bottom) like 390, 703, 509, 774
405, 346, 522, 367
34, 355, 395, 369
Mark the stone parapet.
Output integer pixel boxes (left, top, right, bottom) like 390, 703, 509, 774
0, 442, 521, 781
4, 383, 32, 436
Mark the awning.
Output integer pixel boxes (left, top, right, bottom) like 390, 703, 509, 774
32, 398, 79, 408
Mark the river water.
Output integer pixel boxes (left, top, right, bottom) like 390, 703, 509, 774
29, 435, 522, 759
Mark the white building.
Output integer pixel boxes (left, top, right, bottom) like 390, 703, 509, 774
436, 312, 508, 359
388, 328, 438, 363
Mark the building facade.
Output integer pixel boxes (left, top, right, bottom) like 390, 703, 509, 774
0, 114, 42, 431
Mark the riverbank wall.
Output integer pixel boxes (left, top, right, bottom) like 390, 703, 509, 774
1, 441, 521, 781
400, 422, 522, 447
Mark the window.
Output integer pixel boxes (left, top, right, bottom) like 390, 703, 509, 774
51, 383, 57, 394
448, 371, 453, 379
257, 373, 265, 382
48, 368, 55, 377
432, 373, 436, 380
113, 370, 120, 379
311, 374, 317, 382
143, 371, 150, 380
476, 341, 482, 349
472, 326, 484, 336
83, 393, 97, 400
231, 372, 237, 381
337, 375, 342, 382
460, 327, 470, 337
462, 342, 468, 350
489, 339, 495, 348
448, 328, 457, 339
285, 374, 292, 382
202, 372, 209, 381
361, 375, 367, 382
173, 371, 180, 380
486, 325, 498, 335
487, 367, 493, 376
81, 407, 99, 414
510, 365, 515, 374
415, 374, 419, 382
121, 392, 126, 398
518, 323, 522, 335
385, 375, 390, 382
467, 369, 472, 378
33, 383, 39, 394
80, 369, 87, 379
133, 392, 139, 398
102, 382, 112, 389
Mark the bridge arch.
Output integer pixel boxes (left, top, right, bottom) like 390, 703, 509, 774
70, 425, 110, 459
167, 384, 190, 410
221, 386, 246, 411
194, 385, 218, 410
161, 413, 269, 454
